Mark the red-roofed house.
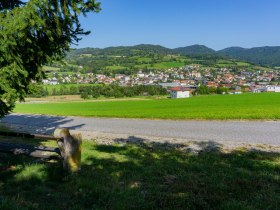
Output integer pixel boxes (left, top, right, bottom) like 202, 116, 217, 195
169, 87, 190, 98
207, 81, 218, 88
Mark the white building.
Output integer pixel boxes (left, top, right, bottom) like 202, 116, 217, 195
169, 87, 190, 98
137, 71, 145, 78
122, 76, 130, 82
49, 78, 59, 85
159, 82, 180, 88
191, 71, 201, 78
42, 79, 49, 84
42, 78, 59, 85
266, 85, 280, 92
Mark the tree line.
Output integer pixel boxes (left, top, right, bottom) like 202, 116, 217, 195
195, 85, 229, 95
28, 84, 168, 99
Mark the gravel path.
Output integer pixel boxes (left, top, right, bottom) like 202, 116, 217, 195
1, 113, 280, 146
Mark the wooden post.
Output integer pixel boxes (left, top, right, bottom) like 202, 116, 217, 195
54, 128, 82, 172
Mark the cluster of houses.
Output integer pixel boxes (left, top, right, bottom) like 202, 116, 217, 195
43, 65, 280, 98
251, 85, 280, 93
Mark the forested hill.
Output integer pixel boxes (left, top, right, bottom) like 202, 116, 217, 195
68, 44, 280, 67
67, 44, 174, 57
217, 46, 280, 67
173, 45, 216, 55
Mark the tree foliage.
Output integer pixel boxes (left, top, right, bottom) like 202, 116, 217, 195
0, 0, 100, 117
29, 84, 168, 99
0, 0, 25, 11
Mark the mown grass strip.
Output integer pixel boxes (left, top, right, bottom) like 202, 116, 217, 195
15, 93, 280, 120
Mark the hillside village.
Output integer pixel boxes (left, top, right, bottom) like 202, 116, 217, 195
40, 44, 280, 98
43, 64, 280, 95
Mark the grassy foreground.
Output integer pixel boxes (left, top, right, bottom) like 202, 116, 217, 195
0, 137, 279, 210
15, 93, 280, 120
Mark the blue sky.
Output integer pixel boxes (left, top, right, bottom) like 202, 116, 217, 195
76, 0, 280, 50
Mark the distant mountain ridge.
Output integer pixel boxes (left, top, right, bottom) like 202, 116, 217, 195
68, 44, 173, 57
70, 44, 280, 67
217, 46, 280, 66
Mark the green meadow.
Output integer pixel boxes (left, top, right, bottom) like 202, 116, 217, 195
106, 65, 128, 70
15, 93, 280, 120
153, 61, 185, 68
135, 61, 185, 70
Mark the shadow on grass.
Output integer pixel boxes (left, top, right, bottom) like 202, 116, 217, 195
0, 136, 279, 210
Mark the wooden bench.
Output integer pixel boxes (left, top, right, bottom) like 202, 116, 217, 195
0, 130, 62, 159
0, 128, 82, 172
0, 141, 61, 159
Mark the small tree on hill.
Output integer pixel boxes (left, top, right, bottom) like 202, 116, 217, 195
0, 0, 100, 117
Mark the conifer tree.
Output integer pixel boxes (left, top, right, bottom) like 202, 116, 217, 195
0, 0, 100, 117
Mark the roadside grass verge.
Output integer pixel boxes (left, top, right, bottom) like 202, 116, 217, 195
15, 93, 280, 120
0, 137, 279, 210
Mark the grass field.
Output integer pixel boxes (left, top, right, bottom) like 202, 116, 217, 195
136, 57, 152, 62
15, 93, 280, 120
25, 95, 156, 103
42, 66, 60, 71
135, 61, 185, 70
153, 61, 185, 69
235, 61, 252, 66
0, 136, 279, 210
106, 65, 127, 70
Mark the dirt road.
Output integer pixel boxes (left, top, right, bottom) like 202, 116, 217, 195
1, 114, 279, 146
